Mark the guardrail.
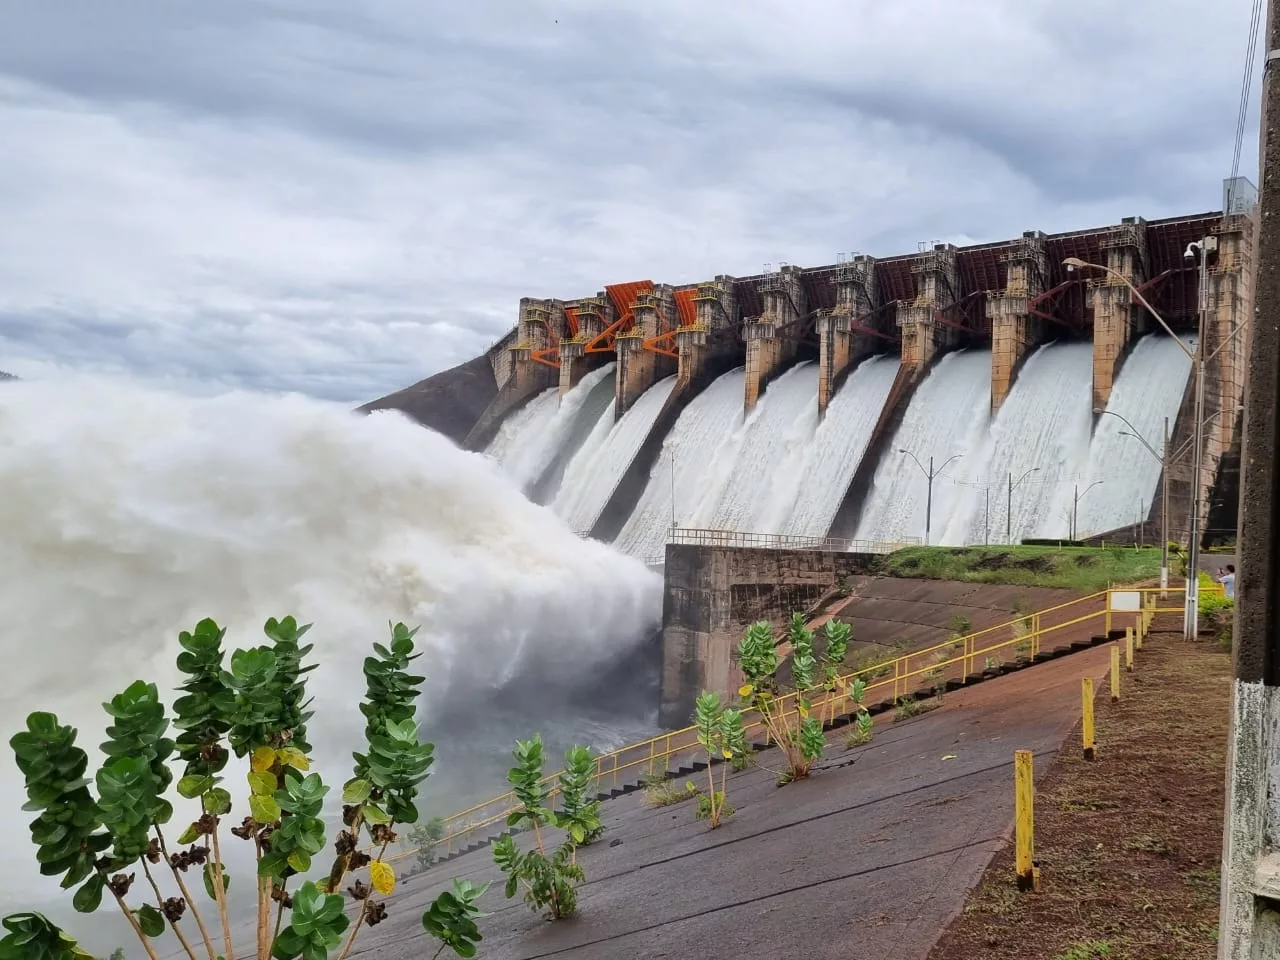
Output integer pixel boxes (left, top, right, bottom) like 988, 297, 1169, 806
665, 527, 921, 554
395, 584, 1204, 865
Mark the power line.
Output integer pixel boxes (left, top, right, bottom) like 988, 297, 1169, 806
1228, 0, 1266, 213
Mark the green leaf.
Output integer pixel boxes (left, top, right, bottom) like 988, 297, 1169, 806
177, 822, 202, 846
202, 863, 229, 900
71, 874, 104, 913
136, 904, 166, 937
176, 774, 214, 799
247, 770, 276, 796
362, 803, 390, 824
203, 788, 232, 815
286, 850, 312, 874
341, 778, 372, 804
248, 795, 281, 824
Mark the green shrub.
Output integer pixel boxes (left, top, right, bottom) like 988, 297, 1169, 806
5, 617, 488, 960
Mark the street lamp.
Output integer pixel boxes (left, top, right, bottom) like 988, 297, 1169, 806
1095, 408, 1170, 590
1071, 481, 1104, 541
1007, 468, 1040, 544
1063, 245, 1241, 640
900, 449, 961, 546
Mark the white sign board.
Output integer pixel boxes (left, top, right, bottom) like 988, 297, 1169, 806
1109, 590, 1141, 612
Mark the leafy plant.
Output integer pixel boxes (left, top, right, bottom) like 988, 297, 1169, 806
642, 777, 699, 807
737, 614, 832, 784
492, 736, 590, 919
844, 709, 875, 748
950, 614, 972, 636
557, 746, 604, 848
408, 816, 448, 870
6, 616, 489, 960
692, 692, 746, 828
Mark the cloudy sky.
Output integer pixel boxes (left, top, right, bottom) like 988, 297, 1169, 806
0, 0, 1261, 402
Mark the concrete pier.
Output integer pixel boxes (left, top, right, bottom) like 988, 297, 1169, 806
817, 255, 878, 416
1088, 218, 1147, 410
987, 232, 1048, 412
616, 285, 677, 415
744, 265, 806, 413
900, 244, 960, 374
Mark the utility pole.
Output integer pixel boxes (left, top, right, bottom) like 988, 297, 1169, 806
1185, 236, 1214, 640
1218, 2, 1280, 955
984, 486, 990, 546
1161, 416, 1170, 593
1072, 481, 1104, 541
900, 449, 961, 546
1007, 468, 1040, 544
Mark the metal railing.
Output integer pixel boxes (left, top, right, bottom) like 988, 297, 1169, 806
666, 527, 921, 554
396, 584, 1203, 864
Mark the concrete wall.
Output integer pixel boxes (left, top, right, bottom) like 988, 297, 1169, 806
659, 544, 880, 727
658, 543, 1082, 729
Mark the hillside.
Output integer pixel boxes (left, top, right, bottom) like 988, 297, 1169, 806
358, 352, 497, 445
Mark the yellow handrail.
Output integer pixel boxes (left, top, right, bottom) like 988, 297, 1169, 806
401, 585, 1195, 862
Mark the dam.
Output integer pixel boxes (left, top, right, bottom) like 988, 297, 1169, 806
366, 193, 1256, 557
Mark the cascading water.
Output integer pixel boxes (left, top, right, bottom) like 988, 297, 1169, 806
1072, 333, 1194, 538
484, 386, 558, 466
854, 350, 992, 544
704, 362, 820, 533
945, 342, 1094, 544
612, 368, 747, 559
551, 375, 677, 533
0, 375, 661, 943
772, 355, 900, 538
532, 365, 618, 503
486, 363, 616, 494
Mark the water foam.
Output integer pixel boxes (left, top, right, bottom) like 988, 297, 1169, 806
0, 375, 660, 925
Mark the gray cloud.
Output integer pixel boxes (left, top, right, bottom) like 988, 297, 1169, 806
0, 0, 1260, 401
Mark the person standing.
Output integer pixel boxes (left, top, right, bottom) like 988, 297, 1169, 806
1217, 563, 1237, 600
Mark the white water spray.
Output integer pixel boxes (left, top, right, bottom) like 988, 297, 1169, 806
0, 376, 660, 929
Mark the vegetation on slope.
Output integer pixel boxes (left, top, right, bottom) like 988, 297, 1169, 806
882, 545, 1162, 592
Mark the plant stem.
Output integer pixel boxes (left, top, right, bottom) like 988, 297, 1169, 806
208, 814, 235, 960
705, 759, 717, 827
142, 859, 199, 960
271, 879, 289, 947
110, 887, 162, 960
156, 828, 218, 960
334, 835, 392, 960
255, 837, 271, 960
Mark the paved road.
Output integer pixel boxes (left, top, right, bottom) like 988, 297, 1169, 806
353, 645, 1111, 960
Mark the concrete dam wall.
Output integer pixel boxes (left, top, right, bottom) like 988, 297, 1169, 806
367, 208, 1253, 553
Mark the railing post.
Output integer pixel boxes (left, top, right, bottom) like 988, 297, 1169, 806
1125, 627, 1135, 672
1082, 678, 1096, 761
1032, 613, 1041, 657
964, 635, 972, 677
1111, 645, 1121, 701
1014, 750, 1037, 891
1105, 597, 1113, 636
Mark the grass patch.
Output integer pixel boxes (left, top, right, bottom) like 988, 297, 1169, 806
882, 545, 1161, 591
642, 776, 699, 808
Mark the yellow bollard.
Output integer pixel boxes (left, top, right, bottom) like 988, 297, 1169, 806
1014, 750, 1038, 891
1081, 677, 1096, 761
1135, 615, 1144, 650
1125, 627, 1134, 672
1110, 646, 1121, 701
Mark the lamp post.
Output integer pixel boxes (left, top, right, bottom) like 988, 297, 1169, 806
1063, 248, 1241, 640
1071, 481, 1104, 541
1095, 409, 1169, 589
900, 450, 961, 545
1007, 468, 1040, 544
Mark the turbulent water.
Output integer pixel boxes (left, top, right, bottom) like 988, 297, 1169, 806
613, 368, 748, 559
486, 363, 617, 495
945, 342, 1094, 544
0, 376, 661, 935
774, 355, 900, 538
854, 350, 992, 544
704, 362, 821, 533
1073, 333, 1195, 538
552, 374, 676, 533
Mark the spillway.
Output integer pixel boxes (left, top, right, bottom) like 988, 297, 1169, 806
491, 363, 617, 496
854, 350, 992, 544
552, 374, 677, 533
772, 355, 901, 538
484, 387, 558, 473
612, 368, 747, 559
531, 366, 618, 503
1073, 333, 1194, 538
703, 362, 820, 533
945, 342, 1094, 544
